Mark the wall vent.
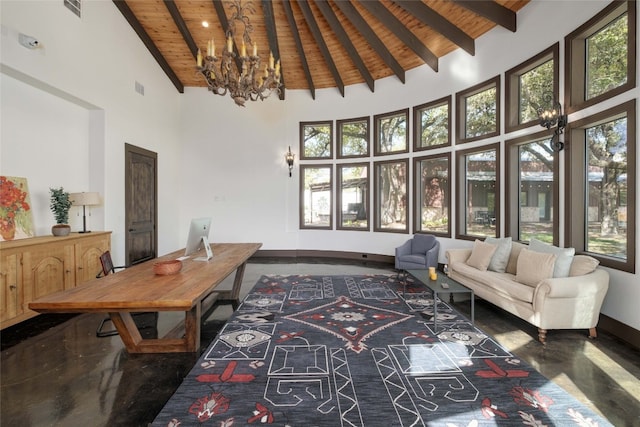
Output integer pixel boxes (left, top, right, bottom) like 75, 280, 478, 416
135, 81, 145, 96
64, 0, 81, 18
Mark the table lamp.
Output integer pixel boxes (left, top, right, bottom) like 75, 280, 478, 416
69, 192, 101, 233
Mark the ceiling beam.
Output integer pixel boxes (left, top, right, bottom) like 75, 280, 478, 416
358, 1, 438, 72
393, 0, 475, 56
163, 0, 198, 58
333, 0, 405, 84
297, 1, 345, 97
453, 0, 517, 32
211, 0, 244, 73
282, 0, 315, 99
113, 0, 184, 93
316, 0, 374, 92
262, 0, 285, 100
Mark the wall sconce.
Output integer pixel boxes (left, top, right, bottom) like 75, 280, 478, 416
537, 100, 568, 152
285, 146, 295, 177
69, 192, 101, 233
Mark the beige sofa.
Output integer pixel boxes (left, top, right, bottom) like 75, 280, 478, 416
445, 239, 609, 344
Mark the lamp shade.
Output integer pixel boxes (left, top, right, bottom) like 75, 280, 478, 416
69, 192, 101, 206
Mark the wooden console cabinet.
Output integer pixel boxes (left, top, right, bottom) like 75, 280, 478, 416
0, 231, 111, 329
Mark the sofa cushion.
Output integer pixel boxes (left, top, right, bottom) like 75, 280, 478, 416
569, 255, 600, 276
451, 262, 534, 303
516, 248, 556, 286
529, 238, 575, 278
466, 239, 497, 271
505, 241, 527, 275
485, 237, 512, 273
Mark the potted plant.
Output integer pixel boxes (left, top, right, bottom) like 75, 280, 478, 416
49, 187, 72, 236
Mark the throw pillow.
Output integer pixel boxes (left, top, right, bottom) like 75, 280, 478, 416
529, 238, 575, 278
516, 248, 556, 286
506, 241, 526, 275
466, 239, 498, 271
569, 255, 600, 276
485, 237, 512, 273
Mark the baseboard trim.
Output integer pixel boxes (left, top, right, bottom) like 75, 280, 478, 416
251, 249, 394, 265
599, 314, 640, 350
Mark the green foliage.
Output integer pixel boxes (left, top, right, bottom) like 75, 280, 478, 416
49, 187, 72, 224
587, 14, 628, 99
465, 87, 496, 138
419, 103, 448, 147
303, 124, 331, 158
340, 121, 368, 156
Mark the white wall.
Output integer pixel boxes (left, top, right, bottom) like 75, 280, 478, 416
2, 1, 638, 331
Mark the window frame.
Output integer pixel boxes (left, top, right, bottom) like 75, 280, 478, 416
373, 108, 409, 156
336, 162, 370, 231
373, 158, 409, 233
504, 43, 559, 134
413, 152, 451, 237
336, 116, 370, 159
505, 130, 560, 245
300, 120, 334, 160
299, 163, 333, 230
455, 143, 501, 240
565, 100, 636, 273
564, 0, 636, 114
413, 95, 452, 152
455, 75, 501, 144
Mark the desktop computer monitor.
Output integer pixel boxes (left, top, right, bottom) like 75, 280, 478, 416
184, 217, 211, 257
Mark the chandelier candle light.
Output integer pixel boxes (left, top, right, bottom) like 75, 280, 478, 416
196, 1, 281, 107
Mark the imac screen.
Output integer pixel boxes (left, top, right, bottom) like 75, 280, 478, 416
184, 217, 211, 256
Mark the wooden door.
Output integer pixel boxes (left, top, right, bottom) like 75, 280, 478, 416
125, 144, 158, 266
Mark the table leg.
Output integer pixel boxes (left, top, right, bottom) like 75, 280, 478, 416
433, 291, 438, 333
470, 290, 475, 326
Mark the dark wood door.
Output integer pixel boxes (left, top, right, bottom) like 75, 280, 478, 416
125, 143, 157, 266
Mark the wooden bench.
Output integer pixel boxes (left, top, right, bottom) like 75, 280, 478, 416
29, 242, 261, 353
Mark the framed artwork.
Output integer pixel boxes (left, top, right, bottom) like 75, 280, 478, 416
0, 176, 35, 241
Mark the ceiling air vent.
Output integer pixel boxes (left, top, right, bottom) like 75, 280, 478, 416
64, 0, 81, 18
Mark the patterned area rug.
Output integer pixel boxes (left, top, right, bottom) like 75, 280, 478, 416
152, 274, 611, 426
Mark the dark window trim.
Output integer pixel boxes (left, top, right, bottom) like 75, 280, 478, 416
300, 120, 334, 160
373, 108, 410, 157
565, 99, 636, 273
455, 143, 501, 241
336, 162, 370, 231
505, 43, 559, 134
455, 75, 501, 144
505, 130, 560, 245
564, 0, 636, 114
373, 158, 409, 233
413, 152, 451, 237
299, 163, 333, 230
413, 95, 452, 152
336, 116, 370, 159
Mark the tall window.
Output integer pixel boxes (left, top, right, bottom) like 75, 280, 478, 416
456, 145, 500, 239
374, 109, 408, 156
374, 159, 408, 233
456, 76, 500, 144
337, 117, 369, 158
413, 96, 451, 151
566, 100, 635, 273
300, 121, 333, 159
505, 44, 559, 133
565, 1, 636, 112
506, 133, 558, 244
414, 153, 450, 236
337, 163, 369, 230
300, 165, 332, 229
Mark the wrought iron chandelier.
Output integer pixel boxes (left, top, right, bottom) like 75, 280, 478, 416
537, 99, 568, 152
196, 1, 281, 107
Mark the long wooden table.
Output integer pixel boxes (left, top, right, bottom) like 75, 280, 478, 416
29, 243, 261, 354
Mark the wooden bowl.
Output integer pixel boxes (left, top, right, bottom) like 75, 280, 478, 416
153, 260, 182, 275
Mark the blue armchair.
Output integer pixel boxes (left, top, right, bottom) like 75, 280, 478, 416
395, 234, 440, 277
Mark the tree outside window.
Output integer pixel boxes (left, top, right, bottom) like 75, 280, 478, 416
300, 165, 332, 229
374, 159, 407, 232
300, 121, 332, 159
586, 13, 628, 100
337, 163, 368, 230
518, 140, 554, 243
337, 117, 369, 158
374, 109, 408, 155
456, 76, 500, 144
415, 154, 450, 236
414, 96, 450, 151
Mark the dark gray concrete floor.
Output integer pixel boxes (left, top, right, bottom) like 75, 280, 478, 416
2, 261, 639, 427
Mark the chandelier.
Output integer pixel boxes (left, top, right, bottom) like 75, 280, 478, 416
196, 1, 281, 107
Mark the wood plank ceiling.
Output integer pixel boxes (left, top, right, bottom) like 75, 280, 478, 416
113, 0, 530, 99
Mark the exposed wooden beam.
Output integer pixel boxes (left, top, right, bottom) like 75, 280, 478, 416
211, 0, 243, 73
113, 0, 184, 93
333, 0, 405, 84
393, 0, 475, 56
297, 1, 345, 97
316, 0, 374, 92
358, 1, 438, 72
163, 0, 198, 58
262, 0, 285, 100
282, 0, 315, 99
453, 0, 517, 32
